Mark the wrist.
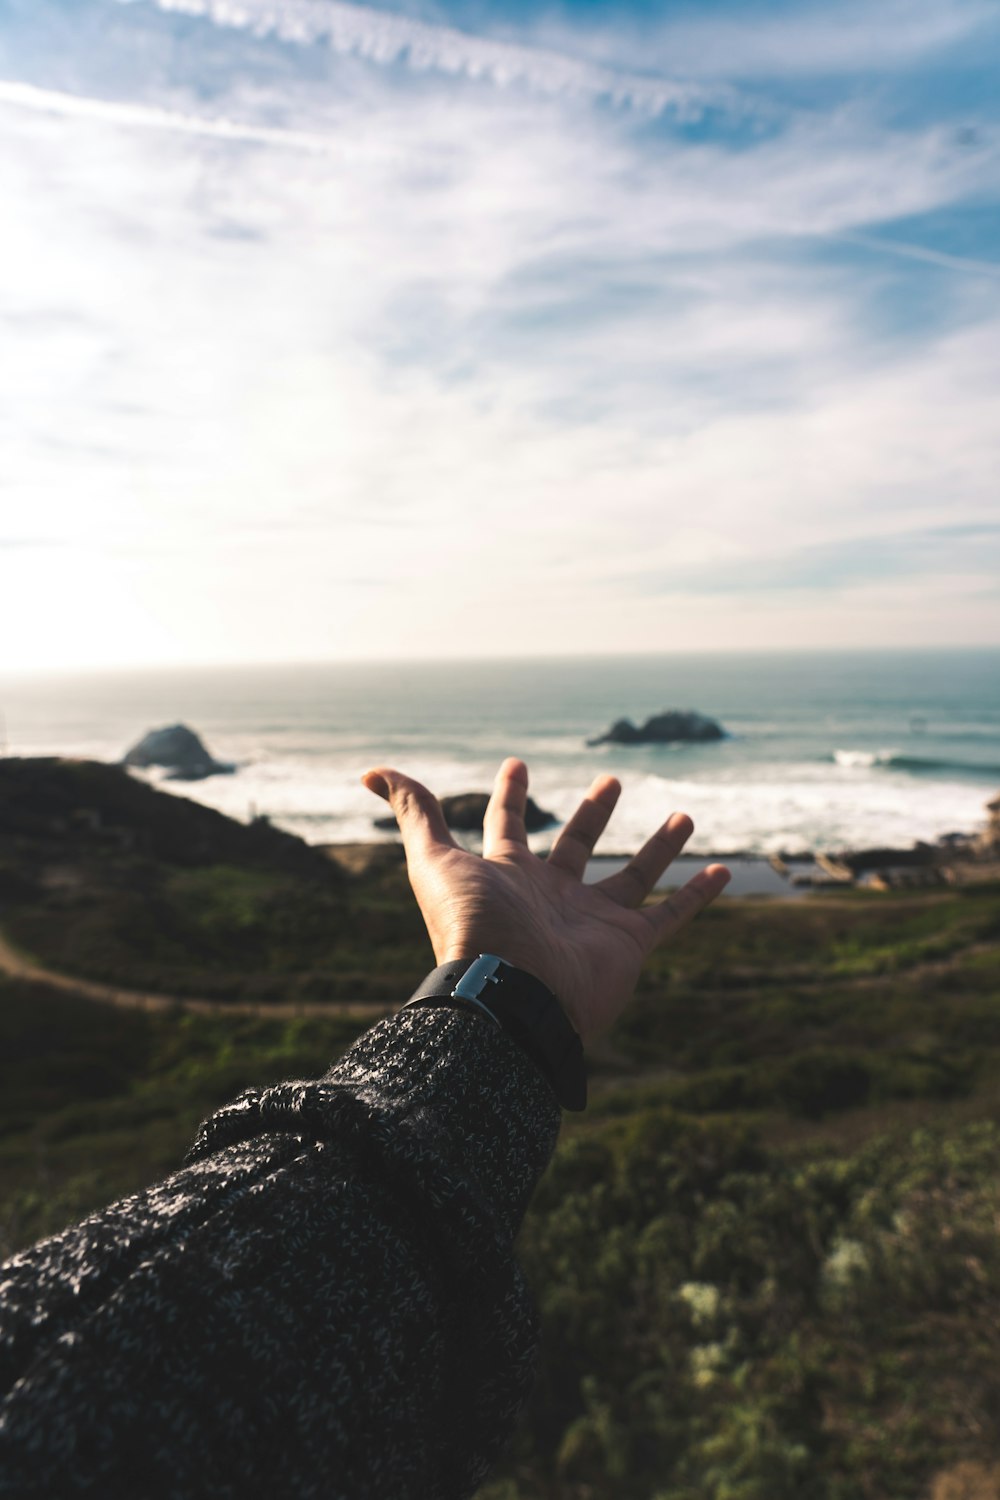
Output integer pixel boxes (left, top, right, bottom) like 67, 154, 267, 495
406, 955, 587, 1111
438, 942, 562, 1002
439, 945, 545, 986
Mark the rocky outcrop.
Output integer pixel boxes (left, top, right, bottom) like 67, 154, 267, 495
973, 793, 1000, 855
864, 866, 947, 892
588, 710, 726, 747
123, 725, 235, 782
830, 791, 1000, 877
830, 843, 940, 875
813, 790, 1000, 891
447, 792, 556, 832
375, 791, 557, 834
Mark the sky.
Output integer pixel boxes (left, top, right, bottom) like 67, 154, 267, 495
1, 0, 999, 671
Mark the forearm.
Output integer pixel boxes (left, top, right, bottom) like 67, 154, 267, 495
0, 1008, 561, 1499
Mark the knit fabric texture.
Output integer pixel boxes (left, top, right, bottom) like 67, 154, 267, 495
0, 1005, 562, 1498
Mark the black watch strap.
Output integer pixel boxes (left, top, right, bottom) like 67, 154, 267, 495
402, 955, 587, 1111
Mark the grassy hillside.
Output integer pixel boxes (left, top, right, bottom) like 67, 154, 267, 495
496, 1109, 1000, 1500
0, 757, 431, 1000
1, 758, 998, 1497
0, 976, 377, 1256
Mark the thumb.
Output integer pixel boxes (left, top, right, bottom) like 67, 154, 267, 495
361, 767, 455, 856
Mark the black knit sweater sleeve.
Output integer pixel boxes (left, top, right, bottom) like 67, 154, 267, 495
0, 1006, 562, 1499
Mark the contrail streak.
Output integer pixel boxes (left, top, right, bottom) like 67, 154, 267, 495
838, 229, 1000, 278
0, 78, 391, 158
138, 0, 742, 119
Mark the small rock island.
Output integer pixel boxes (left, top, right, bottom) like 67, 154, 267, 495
375, 791, 557, 834
123, 724, 236, 782
587, 710, 727, 747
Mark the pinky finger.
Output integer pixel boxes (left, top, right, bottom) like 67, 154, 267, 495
642, 863, 731, 946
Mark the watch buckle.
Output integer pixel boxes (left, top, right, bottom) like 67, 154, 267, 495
452, 954, 504, 1001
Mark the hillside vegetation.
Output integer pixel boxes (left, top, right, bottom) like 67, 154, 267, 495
1, 758, 998, 1498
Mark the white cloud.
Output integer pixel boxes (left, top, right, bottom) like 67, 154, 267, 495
1, 0, 998, 669
561, 0, 998, 80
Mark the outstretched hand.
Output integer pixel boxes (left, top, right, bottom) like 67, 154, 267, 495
362, 758, 729, 1043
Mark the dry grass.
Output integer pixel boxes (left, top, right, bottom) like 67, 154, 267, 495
931, 1462, 1000, 1500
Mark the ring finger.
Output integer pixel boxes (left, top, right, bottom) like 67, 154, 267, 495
593, 811, 694, 906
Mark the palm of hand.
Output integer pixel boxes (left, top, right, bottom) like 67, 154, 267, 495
363, 759, 729, 1043
410, 844, 650, 1040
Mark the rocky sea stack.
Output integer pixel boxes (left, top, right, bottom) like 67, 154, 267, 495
375, 791, 557, 834
123, 724, 235, 782
588, 710, 726, 747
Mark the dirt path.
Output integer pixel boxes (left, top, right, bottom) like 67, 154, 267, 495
0, 932, 391, 1021
1, 921, 992, 1029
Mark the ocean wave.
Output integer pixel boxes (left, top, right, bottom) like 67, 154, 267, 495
832, 749, 898, 769
572, 770, 992, 858
832, 749, 1000, 777
142, 750, 998, 855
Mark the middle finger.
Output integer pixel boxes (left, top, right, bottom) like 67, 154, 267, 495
546, 775, 621, 880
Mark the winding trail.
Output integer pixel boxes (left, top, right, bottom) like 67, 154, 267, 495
0, 931, 391, 1020
1, 912, 994, 1036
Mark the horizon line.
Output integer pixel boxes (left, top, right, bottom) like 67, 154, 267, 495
4, 641, 1000, 682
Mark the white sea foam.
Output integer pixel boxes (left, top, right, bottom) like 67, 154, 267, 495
153, 760, 993, 855
833, 748, 899, 769
578, 769, 989, 856
10, 733, 994, 855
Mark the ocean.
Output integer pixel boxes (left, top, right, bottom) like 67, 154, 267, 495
1, 650, 997, 861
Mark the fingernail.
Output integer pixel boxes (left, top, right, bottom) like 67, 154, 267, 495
361, 771, 389, 800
